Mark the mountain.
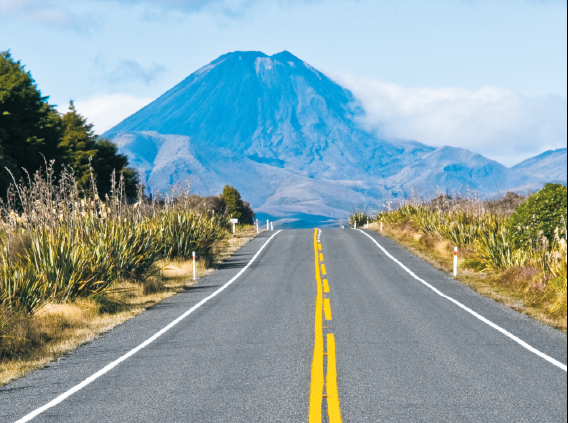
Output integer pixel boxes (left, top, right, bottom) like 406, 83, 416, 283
512, 148, 567, 183
105, 51, 431, 181
386, 146, 543, 196
104, 51, 546, 224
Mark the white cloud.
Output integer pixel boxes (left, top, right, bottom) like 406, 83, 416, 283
330, 73, 567, 167
94, 56, 168, 86
0, 0, 97, 34
65, 94, 154, 135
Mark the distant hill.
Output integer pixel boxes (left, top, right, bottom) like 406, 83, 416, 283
105, 51, 547, 223
512, 148, 567, 184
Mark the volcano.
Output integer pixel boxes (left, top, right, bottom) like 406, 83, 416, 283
104, 51, 547, 226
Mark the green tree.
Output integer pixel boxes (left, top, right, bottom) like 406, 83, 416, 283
91, 139, 139, 200
0, 51, 63, 194
507, 183, 568, 248
219, 185, 254, 224
59, 101, 98, 188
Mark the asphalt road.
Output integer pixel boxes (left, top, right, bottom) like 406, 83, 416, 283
1, 229, 566, 422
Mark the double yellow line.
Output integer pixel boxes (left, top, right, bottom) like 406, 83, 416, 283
309, 229, 342, 422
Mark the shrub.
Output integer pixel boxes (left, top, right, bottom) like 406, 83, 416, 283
507, 183, 567, 249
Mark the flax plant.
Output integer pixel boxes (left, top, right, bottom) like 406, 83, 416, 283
0, 164, 228, 314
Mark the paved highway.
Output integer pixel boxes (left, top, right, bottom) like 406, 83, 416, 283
1, 229, 566, 422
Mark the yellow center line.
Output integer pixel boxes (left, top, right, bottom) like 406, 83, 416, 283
309, 229, 342, 422
326, 334, 342, 422
323, 299, 332, 320
309, 229, 324, 423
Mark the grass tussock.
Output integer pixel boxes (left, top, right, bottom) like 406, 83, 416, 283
366, 189, 567, 332
0, 226, 257, 386
0, 164, 259, 385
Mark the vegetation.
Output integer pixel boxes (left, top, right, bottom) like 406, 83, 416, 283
0, 51, 138, 198
219, 185, 255, 224
361, 187, 567, 330
507, 183, 567, 249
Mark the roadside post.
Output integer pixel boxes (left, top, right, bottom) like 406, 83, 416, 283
270, 222, 274, 231
192, 251, 196, 281
256, 219, 259, 234
267, 219, 270, 230
230, 218, 238, 235
380, 218, 383, 232
366, 217, 369, 228
354, 221, 357, 229
453, 247, 458, 277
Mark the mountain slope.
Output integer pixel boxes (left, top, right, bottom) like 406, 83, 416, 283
104, 51, 429, 180
387, 146, 543, 196
512, 148, 567, 183
105, 51, 547, 221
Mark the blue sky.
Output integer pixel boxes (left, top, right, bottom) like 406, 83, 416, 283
1, 0, 566, 166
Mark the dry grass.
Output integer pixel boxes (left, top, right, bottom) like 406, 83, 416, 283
370, 221, 567, 332
0, 226, 259, 386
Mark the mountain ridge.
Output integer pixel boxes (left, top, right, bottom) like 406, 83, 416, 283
104, 51, 562, 221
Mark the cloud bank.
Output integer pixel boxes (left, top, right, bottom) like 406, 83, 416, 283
331, 73, 567, 167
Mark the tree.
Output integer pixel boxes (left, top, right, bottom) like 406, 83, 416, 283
219, 185, 254, 224
91, 139, 139, 200
0, 51, 63, 194
0, 51, 140, 200
507, 183, 568, 248
59, 101, 98, 188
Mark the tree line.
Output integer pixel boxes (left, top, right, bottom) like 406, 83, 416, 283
0, 51, 138, 199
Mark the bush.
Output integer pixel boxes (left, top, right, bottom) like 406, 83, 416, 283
507, 183, 567, 248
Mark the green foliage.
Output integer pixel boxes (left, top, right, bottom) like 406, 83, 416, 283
59, 101, 98, 188
507, 183, 568, 248
90, 138, 139, 200
220, 185, 254, 224
349, 211, 368, 227
0, 51, 139, 199
0, 51, 63, 194
0, 168, 229, 314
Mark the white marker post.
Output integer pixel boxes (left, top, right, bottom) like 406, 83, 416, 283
270, 222, 274, 231
192, 251, 196, 281
380, 218, 383, 232
256, 219, 259, 234
453, 247, 458, 277
354, 221, 357, 229
230, 218, 238, 235
366, 217, 369, 228
267, 220, 270, 230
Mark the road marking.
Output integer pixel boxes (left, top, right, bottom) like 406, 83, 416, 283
319, 253, 324, 261
13, 231, 283, 423
326, 334, 342, 423
323, 279, 330, 293
324, 299, 332, 320
318, 244, 322, 251
321, 264, 327, 275
309, 229, 324, 423
358, 229, 568, 372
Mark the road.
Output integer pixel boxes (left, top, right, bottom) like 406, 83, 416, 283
1, 229, 566, 422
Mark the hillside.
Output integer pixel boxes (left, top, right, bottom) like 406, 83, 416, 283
512, 148, 567, 183
104, 51, 549, 222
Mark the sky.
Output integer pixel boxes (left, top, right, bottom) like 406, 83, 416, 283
0, 0, 566, 166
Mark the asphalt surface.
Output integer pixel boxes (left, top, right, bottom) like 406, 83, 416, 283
1, 229, 566, 422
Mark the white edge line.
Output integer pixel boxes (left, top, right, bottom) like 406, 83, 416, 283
357, 229, 567, 372
14, 230, 283, 423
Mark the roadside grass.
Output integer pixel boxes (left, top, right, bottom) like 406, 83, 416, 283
0, 225, 258, 386
370, 221, 567, 332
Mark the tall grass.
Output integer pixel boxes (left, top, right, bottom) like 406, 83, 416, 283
372, 192, 567, 316
0, 164, 228, 314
